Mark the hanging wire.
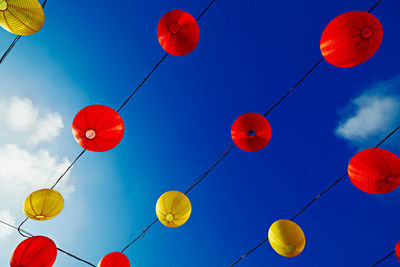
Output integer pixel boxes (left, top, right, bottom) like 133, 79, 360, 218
0, 220, 96, 266
0, 0, 48, 67
372, 250, 396, 266
230, 124, 399, 266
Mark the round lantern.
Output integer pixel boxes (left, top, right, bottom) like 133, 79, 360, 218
157, 10, 200, 56
11, 236, 57, 267
156, 191, 191, 228
231, 112, 272, 152
72, 104, 124, 152
268, 219, 305, 258
396, 241, 400, 263
98, 252, 130, 267
320, 11, 383, 68
0, 0, 45, 35
23, 189, 64, 221
348, 148, 400, 194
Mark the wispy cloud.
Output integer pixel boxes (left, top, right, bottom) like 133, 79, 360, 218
335, 76, 400, 147
0, 211, 15, 239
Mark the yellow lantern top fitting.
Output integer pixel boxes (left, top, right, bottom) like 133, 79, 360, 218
0, 0, 45, 35
156, 190, 191, 228
23, 188, 64, 221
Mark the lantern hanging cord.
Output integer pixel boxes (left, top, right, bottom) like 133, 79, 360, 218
371, 250, 396, 266
0, 219, 96, 266
0, 0, 48, 67
230, 124, 399, 266
121, 143, 235, 253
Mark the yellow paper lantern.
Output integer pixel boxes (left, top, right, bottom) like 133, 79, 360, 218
0, 0, 45, 35
156, 191, 191, 228
268, 219, 306, 257
23, 189, 64, 221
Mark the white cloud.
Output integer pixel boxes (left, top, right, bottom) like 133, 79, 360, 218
0, 97, 64, 146
335, 76, 400, 147
0, 211, 16, 239
0, 96, 73, 240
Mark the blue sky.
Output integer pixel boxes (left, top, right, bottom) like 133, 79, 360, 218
0, 0, 399, 266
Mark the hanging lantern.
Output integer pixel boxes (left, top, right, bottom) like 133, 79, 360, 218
268, 219, 306, 257
231, 112, 272, 152
157, 10, 200, 56
11, 236, 57, 267
0, 0, 45, 35
156, 191, 191, 228
98, 252, 130, 267
23, 189, 64, 221
348, 148, 400, 194
72, 104, 124, 152
396, 241, 400, 263
320, 11, 383, 68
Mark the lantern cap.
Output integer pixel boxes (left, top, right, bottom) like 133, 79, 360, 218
85, 129, 96, 140
361, 27, 373, 39
0, 0, 7, 11
166, 213, 174, 222
168, 23, 180, 34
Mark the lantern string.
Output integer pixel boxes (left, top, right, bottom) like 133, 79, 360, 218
372, 250, 396, 266
230, 124, 399, 266
120, 218, 159, 253
263, 57, 324, 117
196, 0, 216, 20
0, 219, 96, 266
17, 218, 30, 238
0, 0, 48, 67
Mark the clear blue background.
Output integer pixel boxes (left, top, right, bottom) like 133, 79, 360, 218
0, 0, 399, 266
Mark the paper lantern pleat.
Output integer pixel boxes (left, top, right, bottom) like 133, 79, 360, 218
0, 0, 45, 35
11, 236, 57, 267
72, 104, 125, 152
156, 191, 191, 228
268, 219, 305, 257
157, 10, 200, 56
320, 11, 383, 68
23, 189, 64, 221
98, 252, 130, 267
348, 148, 400, 194
231, 112, 272, 152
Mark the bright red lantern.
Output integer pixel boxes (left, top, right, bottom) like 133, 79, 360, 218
320, 11, 383, 68
157, 10, 200, 56
72, 105, 124, 152
10, 236, 57, 267
396, 241, 400, 263
231, 113, 272, 152
348, 148, 400, 194
98, 252, 130, 267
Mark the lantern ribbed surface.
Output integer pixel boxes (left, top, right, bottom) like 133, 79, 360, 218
23, 188, 64, 221
231, 112, 272, 152
396, 241, 400, 263
157, 10, 200, 56
72, 104, 125, 152
156, 191, 192, 228
0, 0, 45, 35
268, 219, 306, 257
348, 148, 400, 194
98, 252, 130, 267
320, 11, 383, 68
10, 236, 57, 267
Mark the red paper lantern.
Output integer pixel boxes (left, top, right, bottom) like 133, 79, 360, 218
348, 148, 400, 194
98, 252, 130, 267
72, 105, 124, 152
396, 241, 400, 263
231, 113, 272, 152
157, 10, 200, 56
10, 236, 57, 267
320, 11, 383, 68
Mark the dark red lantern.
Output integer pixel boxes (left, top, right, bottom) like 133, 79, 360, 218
348, 148, 400, 194
72, 105, 124, 152
231, 113, 272, 152
98, 252, 130, 267
320, 11, 383, 68
157, 10, 200, 56
396, 241, 400, 263
10, 236, 57, 267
